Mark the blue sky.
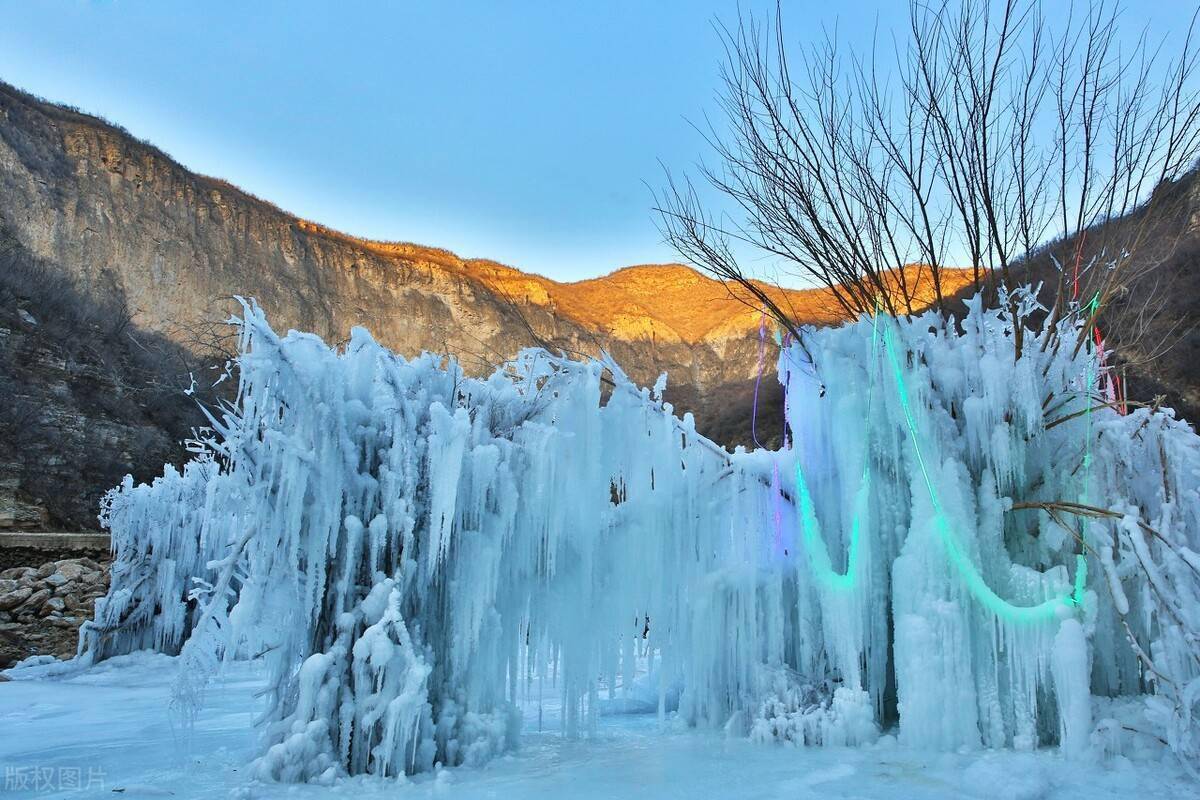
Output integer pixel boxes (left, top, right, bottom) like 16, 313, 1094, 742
0, 1, 1194, 282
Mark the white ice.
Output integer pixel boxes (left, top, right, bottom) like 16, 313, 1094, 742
24, 294, 1200, 784
0, 652, 1192, 800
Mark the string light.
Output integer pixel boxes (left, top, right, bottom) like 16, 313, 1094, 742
776, 304, 1089, 621
881, 322, 1080, 622
790, 303, 881, 587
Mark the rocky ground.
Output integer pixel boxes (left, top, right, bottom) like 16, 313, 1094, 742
0, 556, 109, 669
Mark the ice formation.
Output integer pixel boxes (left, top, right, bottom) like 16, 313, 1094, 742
77, 296, 1200, 779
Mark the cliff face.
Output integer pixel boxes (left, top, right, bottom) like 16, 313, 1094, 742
0, 81, 970, 446
0, 227, 211, 531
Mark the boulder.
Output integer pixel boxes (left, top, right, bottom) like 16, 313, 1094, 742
17, 588, 50, 613
0, 586, 33, 611
54, 562, 87, 582
0, 567, 34, 581
0, 557, 112, 668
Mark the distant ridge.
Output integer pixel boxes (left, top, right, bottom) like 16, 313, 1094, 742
291, 217, 972, 346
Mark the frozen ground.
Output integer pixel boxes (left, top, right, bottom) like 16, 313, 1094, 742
0, 653, 1192, 799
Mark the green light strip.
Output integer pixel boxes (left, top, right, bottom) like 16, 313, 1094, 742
790, 313, 1088, 620
880, 323, 1078, 622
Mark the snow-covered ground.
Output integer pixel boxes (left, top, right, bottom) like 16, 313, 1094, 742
1, 653, 1192, 799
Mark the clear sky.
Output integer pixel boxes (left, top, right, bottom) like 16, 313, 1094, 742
0, 1, 1194, 282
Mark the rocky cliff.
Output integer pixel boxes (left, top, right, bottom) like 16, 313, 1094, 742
0, 80, 974, 449
0, 226, 216, 530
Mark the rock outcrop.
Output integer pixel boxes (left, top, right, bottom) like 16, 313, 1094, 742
0, 227, 210, 531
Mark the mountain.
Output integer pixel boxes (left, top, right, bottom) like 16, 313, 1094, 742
1015, 171, 1200, 424
0, 80, 976, 451
18, 78, 1196, 528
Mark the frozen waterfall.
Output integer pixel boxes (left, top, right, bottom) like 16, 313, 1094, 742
76, 297, 1200, 780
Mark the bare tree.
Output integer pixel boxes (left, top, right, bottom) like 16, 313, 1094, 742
656, 0, 1200, 358
656, 3, 1200, 760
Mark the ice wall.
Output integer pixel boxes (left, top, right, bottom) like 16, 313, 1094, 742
83, 297, 1200, 779
780, 295, 1200, 763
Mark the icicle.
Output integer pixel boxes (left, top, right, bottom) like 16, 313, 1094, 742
82, 296, 1200, 779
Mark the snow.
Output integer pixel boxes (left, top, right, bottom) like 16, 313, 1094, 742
11, 295, 1200, 788
1, 652, 1193, 799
